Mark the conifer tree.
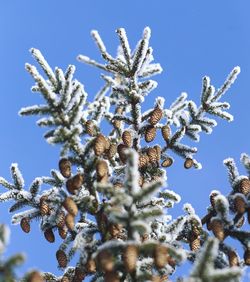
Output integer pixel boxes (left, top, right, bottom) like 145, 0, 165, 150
0, 27, 247, 281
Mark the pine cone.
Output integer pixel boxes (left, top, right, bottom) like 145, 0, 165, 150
65, 213, 75, 231
122, 130, 133, 147
57, 211, 66, 228
145, 125, 157, 142
86, 258, 96, 273
244, 248, 250, 265
58, 226, 68, 239
44, 228, 55, 243
97, 250, 114, 272
147, 147, 158, 164
138, 153, 149, 168
61, 276, 70, 282
211, 219, 225, 241
107, 143, 117, 159
66, 174, 84, 194
117, 144, 128, 163
96, 160, 108, 179
228, 250, 239, 267
20, 217, 30, 233
123, 245, 138, 273
94, 134, 107, 156
39, 197, 50, 216
184, 158, 194, 169
74, 267, 85, 281
56, 249, 67, 268
161, 158, 173, 168
85, 120, 96, 136
113, 106, 123, 130
238, 178, 250, 195
149, 107, 163, 125
161, 125, 171, 141
189, 236, 200, 251
104, 272, 120, 282
154, 245, 169, 269
234, 195, 246, 214
63, 197, 78, 216
27, 271, 44, 282
59, 158, 71, 178
108, 223, 123, 238
210, 191, 219, 208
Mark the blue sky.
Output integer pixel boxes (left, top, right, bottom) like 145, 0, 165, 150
0, 0, 250, 280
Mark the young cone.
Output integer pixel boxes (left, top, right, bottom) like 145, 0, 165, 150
44, 228, 55, 243
63, 197, 78, 216
59, 158, 72, 178
20, 217, 30, 233
161, 125, 171, 141
145, 125, 157, 143
123, 245, 138, 273
122, 130, 133, 147
149, 107, 163, 125
56, 249, 68, 268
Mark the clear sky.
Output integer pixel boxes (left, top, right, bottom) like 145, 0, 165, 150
0, 1, 250, 281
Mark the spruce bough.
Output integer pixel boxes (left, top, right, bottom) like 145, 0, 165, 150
0, 27, 248, 281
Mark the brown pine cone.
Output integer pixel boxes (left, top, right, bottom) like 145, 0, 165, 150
40, 198, 50, 216
44, 228, 55, 243
27, 271, 44, 282
56, 249, 67, 268
113, 106, 123, 130
65, 213, 75, 231
238, 178, 250, 195
122, 130, 133, 147
58, 225, 68, 239
63, 197, 78, 216
86, 258, 96, 273
123, 245, 138, 273
234, 195, 246, 214
184, 158, 194, 169
74, 267, 85, 281
117, 143, 128, 163
161, 158, 173, 168
244, 248, 250, 265
228, 250, 239, 267
94, 134, 107, 156
138, 153, 149, 168
96, 250, 114, 272
210, 219, 225, 241
147, 147, 158, 164
20, 217, 30, 233
66, 174, 84, 194
59, 158, 71, 178
61, 276, 70, 282
145, 125, 157, 142
149, 107, 163, 125
154, 145, 161, 161
154, 245, 169, 269
210, 191, 220, 208
57, 211, 66, 228
96, 160, 108, 179
108, 223, 123, 238
104, 272, 120, 282
161, 125, 171, 141
85, 120, 96, 136
107, 143, 117, 159
189, 235, 200, 251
